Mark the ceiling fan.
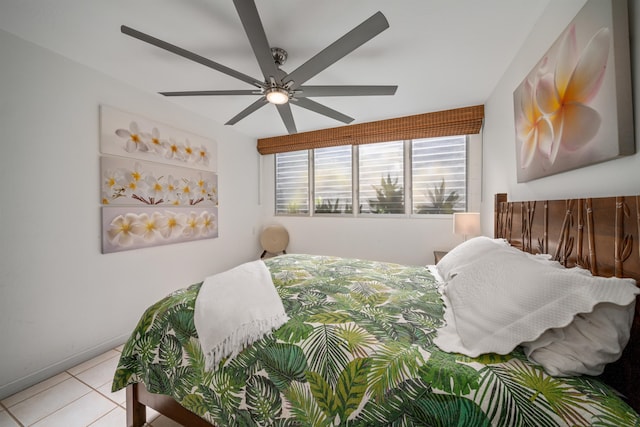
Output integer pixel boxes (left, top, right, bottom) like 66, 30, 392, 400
121, 0, 397, 134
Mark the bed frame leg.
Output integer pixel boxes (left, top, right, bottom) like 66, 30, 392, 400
126, 384, 147, 427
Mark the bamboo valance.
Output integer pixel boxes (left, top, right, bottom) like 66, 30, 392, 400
257, 104, 484, 154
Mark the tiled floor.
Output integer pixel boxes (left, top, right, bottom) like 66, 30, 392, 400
0, 346, 182, 427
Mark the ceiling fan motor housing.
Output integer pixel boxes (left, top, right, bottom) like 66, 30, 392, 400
270, 47, 287, 66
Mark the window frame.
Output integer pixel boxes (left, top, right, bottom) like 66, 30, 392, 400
274, 135, 473, 218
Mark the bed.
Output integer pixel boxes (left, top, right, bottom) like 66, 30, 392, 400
112, 193, 640, 426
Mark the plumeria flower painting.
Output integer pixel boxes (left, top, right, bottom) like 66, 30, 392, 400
513, 0, 633, 182
103, 207, 218, 252
100, 157, 217, 207
99, 105, 219, 253
100, 105, 216, 171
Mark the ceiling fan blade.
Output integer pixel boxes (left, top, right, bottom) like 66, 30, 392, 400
121, 25, 264, 88
297, 85, 397, 97
160, 90, 261, 96
284, 11, 389, 89
293, 98, 354, 124
233, 0, 279, 80
276, 104, 297, 134
225, 97, 269, 125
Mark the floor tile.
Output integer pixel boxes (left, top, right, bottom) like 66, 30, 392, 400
1, 372, 71, 408
96, 382, 126, 405
147, 408, 161, 422
75, 355, 121, 389
30, 391, 116, 427
1, 347, 136, 427
68, 350, 120, 376
89, 407, 126, 427
8, 377, 91, 426
0, 410, 20, 427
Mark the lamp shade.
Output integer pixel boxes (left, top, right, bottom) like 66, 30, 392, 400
453, 212, 481, 238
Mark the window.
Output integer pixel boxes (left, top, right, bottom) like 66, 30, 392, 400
412, 136, 466, 214
359, 141, 404, 214
275, 150, 309, 214
314, 146, 352, 214
275, 135, 468, 216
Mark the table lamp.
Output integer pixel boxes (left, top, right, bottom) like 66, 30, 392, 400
453, 212, 480, 241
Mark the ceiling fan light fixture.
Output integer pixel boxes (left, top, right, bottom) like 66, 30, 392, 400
265, 87, 289, 104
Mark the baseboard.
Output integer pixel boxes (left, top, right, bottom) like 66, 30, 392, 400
0, 333, 130, 400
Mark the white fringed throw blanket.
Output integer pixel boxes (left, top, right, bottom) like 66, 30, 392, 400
194, 260, 289, 371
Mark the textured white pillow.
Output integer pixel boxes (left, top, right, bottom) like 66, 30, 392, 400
522, 291, 636, 376
436, 236, 510, 281
434, 245, 639, 376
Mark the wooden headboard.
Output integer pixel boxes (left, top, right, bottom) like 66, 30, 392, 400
494, 193, 640, 412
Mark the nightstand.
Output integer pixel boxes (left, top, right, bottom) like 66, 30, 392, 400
433, 251, 448, 264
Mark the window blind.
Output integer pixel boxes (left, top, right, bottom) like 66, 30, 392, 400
275, 135, 469, 216
314, 146, 352, 214
359, 141, 404, 214
258, 105, 483, 154
412, 136, 466, 213
275, 150, 309, 214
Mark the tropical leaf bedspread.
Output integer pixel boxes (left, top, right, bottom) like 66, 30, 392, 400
112, 254, 640, 426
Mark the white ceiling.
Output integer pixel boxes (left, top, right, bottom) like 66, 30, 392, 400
0, 0, 551, 139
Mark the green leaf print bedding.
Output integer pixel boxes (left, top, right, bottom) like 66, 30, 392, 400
112, 254, 640, 426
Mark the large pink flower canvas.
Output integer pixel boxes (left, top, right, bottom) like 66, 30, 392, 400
513, 0, 634, 183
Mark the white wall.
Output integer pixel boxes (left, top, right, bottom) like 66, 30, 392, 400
482, 0, 640, 234
259, 134, 483, 266
0, 29, 262, 398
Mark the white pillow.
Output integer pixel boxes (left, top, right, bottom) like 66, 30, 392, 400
436, 236, 510, 281
522, 301, 635, 376
434, 245, 639, 376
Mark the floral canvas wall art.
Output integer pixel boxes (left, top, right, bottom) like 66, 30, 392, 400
100, 104, 217, 171
100, 105, 218, 253
513, 0, 634, 182
100, 157, 217, 207
102, 206, 218, 253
